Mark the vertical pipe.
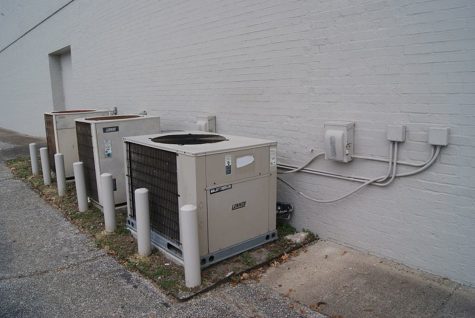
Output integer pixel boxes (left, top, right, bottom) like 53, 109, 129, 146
135, 188, 151, 256
29, 143, 39, 176
54, 153, 66, 197
39, 147, 51, 185
101, 173, 116, 233
73, 162, 88, 212
179, 204, 201, 288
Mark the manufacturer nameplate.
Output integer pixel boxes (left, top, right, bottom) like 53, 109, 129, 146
210, 184, 232, 194
103, 126, 119, 133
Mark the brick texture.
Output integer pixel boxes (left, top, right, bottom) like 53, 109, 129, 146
1, 0, 474, 286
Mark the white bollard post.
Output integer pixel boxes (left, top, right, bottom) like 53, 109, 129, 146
179, 204, 201, 288
54, 153, 66, 197
39, 147, 51, 185
29, 143, 39, 176
101, 173, 116, 233
73, 162, 88, 212
135, 188, 151, 256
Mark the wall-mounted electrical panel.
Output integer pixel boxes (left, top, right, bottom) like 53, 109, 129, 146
387, 125, 406, 142
324, 121, 354, 163
197, 115, 216, 132
428, 127, 450, 146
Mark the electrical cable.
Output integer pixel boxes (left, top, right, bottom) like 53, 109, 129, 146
374, 142, 398, 186
277, 143, 397, 203
277, 142, 442, 204
395, 146, 440, 177
352, 147, 435, 167
374, 142, 395, 184
277, 152, 325, 174
278, 175, 381, 204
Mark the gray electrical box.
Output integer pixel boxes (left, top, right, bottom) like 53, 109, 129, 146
324, 121, 355, 163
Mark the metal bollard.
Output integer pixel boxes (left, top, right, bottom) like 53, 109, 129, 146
179, 204, 201, 288
135, 188, 151, 256
101, 173, 116, 233
54, 153, 66, 197
73, 162, 88, 212
29, 143, 39, 175
39, 147, 51, 185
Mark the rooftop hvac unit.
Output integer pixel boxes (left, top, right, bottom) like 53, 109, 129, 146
75, 115, 160, 207
124, 132, 277, 267
44, 109, 110, 178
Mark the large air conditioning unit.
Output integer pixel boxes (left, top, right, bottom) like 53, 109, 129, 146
124, 132, 277, 267
75, 115, 160, 207
44, 109, 111, 178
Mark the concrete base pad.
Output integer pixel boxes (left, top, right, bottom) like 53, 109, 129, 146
260, 240, 475, 318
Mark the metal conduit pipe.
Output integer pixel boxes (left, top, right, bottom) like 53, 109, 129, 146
352, 147, 435, 167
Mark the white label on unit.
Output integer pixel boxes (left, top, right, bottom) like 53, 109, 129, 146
270, 146, 277, 166
225, 155, 232, 175
236, 155, 254, 168
104, 140, 112, 158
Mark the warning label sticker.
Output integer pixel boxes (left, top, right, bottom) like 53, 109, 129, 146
225, 155, 232, 175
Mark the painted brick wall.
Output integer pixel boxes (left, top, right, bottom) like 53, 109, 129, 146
1, 0, 474, 286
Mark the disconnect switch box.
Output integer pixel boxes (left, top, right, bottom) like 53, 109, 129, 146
324, 121, 354, 163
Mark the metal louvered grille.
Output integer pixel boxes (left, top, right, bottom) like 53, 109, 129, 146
76, 122, 99, 202
126, 142, 180, 243
44, 114, 56, 172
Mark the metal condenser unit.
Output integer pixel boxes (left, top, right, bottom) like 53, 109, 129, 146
124, 132, 277, 267
44, 109, 110, 178
75, 115, 160, 207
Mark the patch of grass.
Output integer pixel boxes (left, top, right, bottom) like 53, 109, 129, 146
277, 221, 297, 237
240, 252, 256, 267
6, 157, 318, 300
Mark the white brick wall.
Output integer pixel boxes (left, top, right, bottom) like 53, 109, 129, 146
1, 0, 474, 286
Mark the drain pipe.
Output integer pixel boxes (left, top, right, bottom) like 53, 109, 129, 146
73, 162, 88, 212
135, 188, 151, 256
54, 153, 66, 197
39, 147, 51, 185
101, 173, 116, 233
29, 143, 39, 175
179, 204, 201, 288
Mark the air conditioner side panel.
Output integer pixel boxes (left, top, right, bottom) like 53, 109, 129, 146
56, 127, 80, 178
207, 177, 269, 253
177, 155, 209, 256
94, 118, 160, 206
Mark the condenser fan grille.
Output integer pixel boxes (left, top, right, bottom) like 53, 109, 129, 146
44, 114, 56, 172
151, 133, 226, 145
76, 121, 99, 202
126, 142, 180, 243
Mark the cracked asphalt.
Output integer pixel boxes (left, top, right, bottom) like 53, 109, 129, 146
0, 128, 324, 318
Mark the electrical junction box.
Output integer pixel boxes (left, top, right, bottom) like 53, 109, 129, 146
75, 115, 160, 207
124, 131, 277, 267
324, 121, 354, 163
44, 109, 111, 178
428, 127, 449, 146
387, 125, 406, 142
197, 115, 216, 132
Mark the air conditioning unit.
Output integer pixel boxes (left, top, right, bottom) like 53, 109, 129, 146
44, 109, 111, 178
75, 115, 160, 207
124, 132, 277, 267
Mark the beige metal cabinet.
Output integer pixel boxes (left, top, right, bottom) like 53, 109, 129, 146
75, 115, 160, 207
44, 109, 110, 178
124, 132, 277, 267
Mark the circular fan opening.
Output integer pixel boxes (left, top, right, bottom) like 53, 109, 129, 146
151, 133, 227, 145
